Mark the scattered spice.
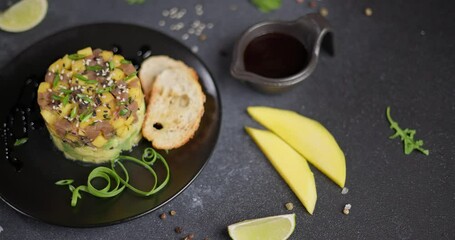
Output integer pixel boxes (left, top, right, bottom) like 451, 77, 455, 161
341, 187, 349, 195
169, 210, 177, 216
199, 34, 207, 41
285, 202, 294, 211
296, 0, 304, 4
343, 204, 351, 215
319, 7, 329, 17
160, 213, 167, 220
175, 226, 183, 234
182, 234, 195, 240
308, 0, 317, 8
364, 7, 373, 17
386, 107, 429, 155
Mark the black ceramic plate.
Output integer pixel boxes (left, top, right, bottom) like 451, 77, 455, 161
0, 23, 220, 227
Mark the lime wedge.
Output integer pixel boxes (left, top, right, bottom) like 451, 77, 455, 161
228, 213, 296, 240
0, 0, 48, 32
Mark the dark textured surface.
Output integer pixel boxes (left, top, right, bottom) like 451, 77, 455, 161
0, 0, 454, 239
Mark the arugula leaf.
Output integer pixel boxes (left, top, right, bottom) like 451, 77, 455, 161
251, 0, 282, 13
386, 106, 429, 156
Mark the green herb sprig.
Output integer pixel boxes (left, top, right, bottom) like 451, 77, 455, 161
55, 148, 170, 207
386, 106, 429, 155
251, 0, 282, 13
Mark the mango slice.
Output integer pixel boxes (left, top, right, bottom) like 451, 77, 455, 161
247, 106, 346, 188
245, 127, 317, 214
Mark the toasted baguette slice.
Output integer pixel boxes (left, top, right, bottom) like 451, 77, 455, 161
139, 55, 187, 102
142, 67, 206, 149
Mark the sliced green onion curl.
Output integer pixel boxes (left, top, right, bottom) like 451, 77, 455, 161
55, 148, 170, 207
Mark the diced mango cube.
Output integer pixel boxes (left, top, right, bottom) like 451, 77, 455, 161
101, 50, 114, 61
92, 134, 108, 148
61, 103, 74, 116
77, 47, 93, 56
125, 115, 135, 126
38, 82, 50, 93
62, 55, 72, 70
128, 87, 143, 101
111, 117, 126, 129
100, 92, 115, 104
116, 125, 129, 137
41, 110, 58, 125
112, 54, 124, 67
72, 60, 85, 72
111, 68, 125, 81
48, 59, 64, 73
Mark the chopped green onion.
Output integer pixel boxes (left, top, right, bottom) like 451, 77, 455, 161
55, 179, 74, 185
14, 138, 28, 146
53, 74, 61, 88
68, 54, 86, 60
109, 61, 115, 70
124, 71, 138, 81
119, 108, 129, 116
60, 88, 73, 94
70, 106, 78, 119
74, 74, 98, 84
62, 94, 70, 106
77, 94, 93, 103
96, 86, 113, 94
79, 111, 92, 122
386, 106, 429, 155
87, 65, 103, 71
55, 148, 170, 207
120, 59, 131, 64
52, 94, 63, 101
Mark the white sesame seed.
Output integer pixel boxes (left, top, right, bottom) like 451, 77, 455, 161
207, 23, 214, 29
158, 20, 166, 27
191, 46, 199, 53
162, 10, 169, 17
188, 28, 195, 34
182, 34, 189, 40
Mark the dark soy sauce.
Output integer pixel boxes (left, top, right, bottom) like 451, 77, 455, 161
243, 33, 309, 78
1, 76, 43, 172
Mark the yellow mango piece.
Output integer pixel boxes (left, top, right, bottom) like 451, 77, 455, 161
77, 47, 93, 56
92, 134, 108, 148
128, 87, 143, 101
112, 54, 124, 67
100, 50, 113, 61
111, 68, 125, 81
245, 127, 317, 214
247, 106, 346, 188
125, 115, 135, 126
100, 92, 115, 104
65, 133, 78, 142
41, 110, 58, 125
48, 59, 63, 73
116, 125, 129, 137
61, 103, 73, 116
71, 59, 85, 72
62, 54, 71, 70
38, 82, 50, 93
111, 117, 126, 129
